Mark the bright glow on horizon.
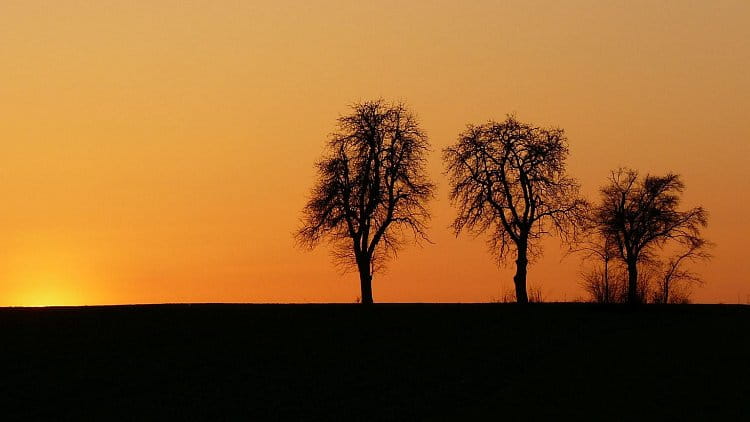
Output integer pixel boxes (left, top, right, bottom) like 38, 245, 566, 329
10, 275, 81, 307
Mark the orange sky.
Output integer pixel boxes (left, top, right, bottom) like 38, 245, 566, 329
1, 0, 748, 306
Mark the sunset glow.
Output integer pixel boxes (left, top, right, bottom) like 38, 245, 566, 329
1, 1, 748, 305
13, 286, 79, 308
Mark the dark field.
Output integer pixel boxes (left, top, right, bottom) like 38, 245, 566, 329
2, 304, 748, 419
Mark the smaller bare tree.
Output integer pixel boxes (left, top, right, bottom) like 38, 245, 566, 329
574, 231, 621, 303
580, 265, 626, 304
593, 168, 709, 304
651, 238, 712, 304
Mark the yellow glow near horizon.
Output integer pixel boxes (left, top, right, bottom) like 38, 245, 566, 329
6, 267, 83, 307
14, 285, 80, 307
1, 238, 103, 306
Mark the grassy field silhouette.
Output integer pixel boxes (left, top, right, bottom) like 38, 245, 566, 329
2, 304, 748, 419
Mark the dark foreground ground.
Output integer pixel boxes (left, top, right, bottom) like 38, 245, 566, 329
1, 303, 749, 420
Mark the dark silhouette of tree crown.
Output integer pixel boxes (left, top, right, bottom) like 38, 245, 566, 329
296, 99, 434, 303
444, 115, 586, 262
593, 168, 709, 304
443, 115, 587, 303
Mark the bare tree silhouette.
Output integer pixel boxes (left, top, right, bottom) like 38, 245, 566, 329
296, 100, 434, 304
580, 266, 625, 304
651, 238, 712, 304
574, 232, 621, 304
593, 169, 709, 304
443, 115, 587, 304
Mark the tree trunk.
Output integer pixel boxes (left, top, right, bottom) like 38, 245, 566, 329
357, 256, 374, 305
513, 244, 529, 304
627, 260, 639, 304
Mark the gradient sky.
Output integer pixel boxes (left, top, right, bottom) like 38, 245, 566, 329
1, 0, 748, 306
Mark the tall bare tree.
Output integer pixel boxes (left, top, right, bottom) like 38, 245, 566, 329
593, 169, 709, 304
443, 115, 587, 304
296, 100, 434, 304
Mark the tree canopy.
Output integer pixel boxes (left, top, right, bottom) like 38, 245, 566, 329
297, 99, 434, 304
443, 115, 586, 303
593, 168, 709, 304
